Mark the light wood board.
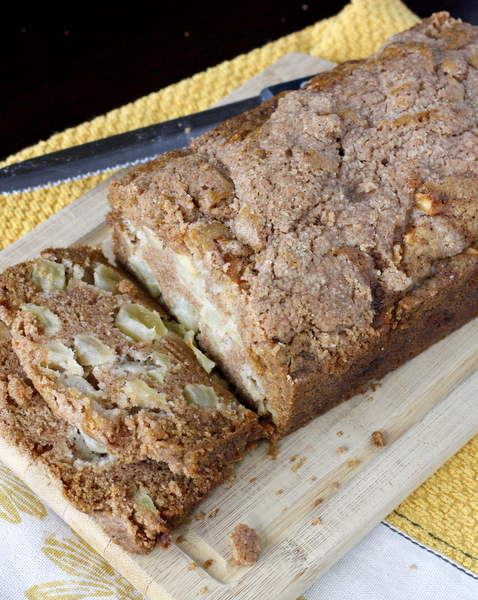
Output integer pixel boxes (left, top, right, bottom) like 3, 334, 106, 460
1, 54, 478, 600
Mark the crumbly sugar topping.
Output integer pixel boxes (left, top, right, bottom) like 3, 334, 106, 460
110, 14, 478, 356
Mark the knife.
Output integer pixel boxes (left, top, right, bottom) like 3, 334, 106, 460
0, 75, 318, 196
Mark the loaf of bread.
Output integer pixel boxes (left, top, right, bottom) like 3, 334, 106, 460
0, 322, 231, 553
108, 13, 478, 435
0, 247, 262, 476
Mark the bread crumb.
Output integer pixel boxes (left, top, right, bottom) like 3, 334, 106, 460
230, 524, 261, 565
332, 482, 339, 489
336, 431, 343, 437
313, 498, 323, 507
223, 475, 236, 489
347, 460, 360, 468
188, 562, 198, 570
311, 476, 317, 482
195, 512, 205, 521
203, 559, 213, 569
372, 383, 381, 391
176, 535, 185, 543
117, 279, 137, 295
267, 442, 278, 459
366, 396, 374, 401
336, 446, 347, 454
311, 517, 321, 525
291, 459, 305, 472
276, 489, 283, 495
372, 431, 386, 447
249, 477, 257, 483
197, 587, 207, 595
358, 386, 368, 394
208, 508, 220, 518
410, 564, 417, 570
290, 454, 298, 462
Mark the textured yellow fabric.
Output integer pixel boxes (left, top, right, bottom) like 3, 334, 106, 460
387, 435, 478, 574
1, 0, 477, 578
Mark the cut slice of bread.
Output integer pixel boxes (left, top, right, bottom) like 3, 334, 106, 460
0, 322, 232, 553
0, 247, 262, 478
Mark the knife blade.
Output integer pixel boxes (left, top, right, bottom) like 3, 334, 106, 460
0, 75, 318, 196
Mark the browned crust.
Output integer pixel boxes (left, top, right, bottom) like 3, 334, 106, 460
271, 248, 478, 434
107, 13, 478, 435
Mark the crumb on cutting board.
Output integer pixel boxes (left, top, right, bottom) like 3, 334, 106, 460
291, 457, 307, 472
203, 559, 213, 569
223, 474, 236, 489
230, 523, 261, 565
267, 441, 278, 459
372, 431, 386, 447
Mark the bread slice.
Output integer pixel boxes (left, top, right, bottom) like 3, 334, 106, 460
0, 247, 262, 477
0, 322, 231, 553
108, 13, 478, 435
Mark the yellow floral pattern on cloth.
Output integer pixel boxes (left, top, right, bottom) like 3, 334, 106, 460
25, 532, 143, 600
0, 462, 47, 523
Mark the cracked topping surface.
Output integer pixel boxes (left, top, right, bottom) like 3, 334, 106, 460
109, 13, 478, 353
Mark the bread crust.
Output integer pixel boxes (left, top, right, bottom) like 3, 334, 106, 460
108, 13, 478, 434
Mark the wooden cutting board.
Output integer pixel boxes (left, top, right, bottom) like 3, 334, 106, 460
2, 54, 478, 600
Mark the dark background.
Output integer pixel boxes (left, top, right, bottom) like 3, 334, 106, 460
2, 0, 478, 162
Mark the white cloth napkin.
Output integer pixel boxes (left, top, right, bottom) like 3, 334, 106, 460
305, 522, 478, 600
0, 461, 476, 600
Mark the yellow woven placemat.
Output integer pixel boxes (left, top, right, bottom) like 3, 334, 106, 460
1, 0, 477, 577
